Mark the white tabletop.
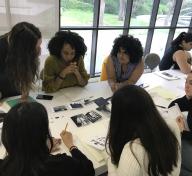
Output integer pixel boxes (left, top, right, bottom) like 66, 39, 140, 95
0, 70, 186, 175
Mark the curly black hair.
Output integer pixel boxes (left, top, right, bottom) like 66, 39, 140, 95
48, 31, 87, 61
111, 35, 143, 64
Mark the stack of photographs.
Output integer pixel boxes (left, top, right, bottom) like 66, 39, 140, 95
71, 111, 102, 127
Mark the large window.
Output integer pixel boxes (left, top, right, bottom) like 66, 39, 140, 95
60, 0, 192, 76
0, 0, 59, 70
1, 1, 190, 76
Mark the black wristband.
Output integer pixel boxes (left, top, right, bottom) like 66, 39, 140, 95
69, 145, 78, 152
57, 74, 65, 80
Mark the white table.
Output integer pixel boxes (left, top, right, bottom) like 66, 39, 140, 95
0, 70, 187, 175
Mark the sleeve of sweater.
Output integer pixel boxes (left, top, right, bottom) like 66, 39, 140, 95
70, 148, 95, 176
42, 56, 61, 93
107, 142, 145, 176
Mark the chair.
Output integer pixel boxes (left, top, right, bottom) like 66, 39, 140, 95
100, 56, 109, 81
144, 53, 160, 72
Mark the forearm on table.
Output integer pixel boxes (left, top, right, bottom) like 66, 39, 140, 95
43, 77, 63, 93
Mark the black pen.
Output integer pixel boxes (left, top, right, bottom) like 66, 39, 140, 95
156, 105, 167, 109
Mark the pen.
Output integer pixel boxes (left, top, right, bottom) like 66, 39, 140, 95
156, 105, 166, 109
64, 122, 68, 133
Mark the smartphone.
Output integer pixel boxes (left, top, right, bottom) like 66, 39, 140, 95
162, 72, 173, 77
36, 94, 53, 100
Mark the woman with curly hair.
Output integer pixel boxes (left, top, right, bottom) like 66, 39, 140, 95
41, 31, 89, 93
0, 22, 42, 100
159, 32, 192, 74
106, 35, 144, 92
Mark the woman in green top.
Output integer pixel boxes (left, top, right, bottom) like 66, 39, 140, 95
41, 31, 89, 93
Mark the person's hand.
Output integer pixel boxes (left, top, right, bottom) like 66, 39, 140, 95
60, 131, 74, 149
60, 62, 78, 77
70, 62, 78, 73
176, 116, 186, 132
111, 83, 120, 92
47, 137, 61, 153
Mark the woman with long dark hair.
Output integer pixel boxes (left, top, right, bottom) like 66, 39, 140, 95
0, 22, 42, 100
106, 85, 181, 176
159, 32, 192, 74
0, 102, 94, 176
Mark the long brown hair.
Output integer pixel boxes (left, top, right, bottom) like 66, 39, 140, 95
6, 22, 41, 93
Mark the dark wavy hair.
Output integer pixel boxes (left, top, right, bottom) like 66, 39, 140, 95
0, 102, 53, 176
106, 85, 179, 176
6, 22, 41, 93
48, 31, 87, 62
110, 35, 143, 63
172, 32, 192, 47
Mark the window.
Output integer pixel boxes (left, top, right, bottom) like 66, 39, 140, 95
2, 0, 190, 77
60, 0, 94, 26
0, 0, 59, 70
150, 29, 169, 58
130, 0, 153, 26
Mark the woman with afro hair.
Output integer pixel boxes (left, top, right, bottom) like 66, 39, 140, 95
41, 31, 89, 93
106, 35, 144, 92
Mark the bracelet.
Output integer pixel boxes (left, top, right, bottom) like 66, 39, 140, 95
57, 74, 65, 80
69, 145, 78, 152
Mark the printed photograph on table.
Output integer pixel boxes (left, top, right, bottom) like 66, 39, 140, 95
85, 111, 102, 123
94, 97, 109, 107
53, 105, 68, 113
87, 136, 106, 150
71, 111, 102, 127
71, 114, 90, 127
69, 102, 83, 109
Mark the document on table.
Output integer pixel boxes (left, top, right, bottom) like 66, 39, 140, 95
148, 86, 178, 100
154, 71, 180, 80
168, 103, 189, 131
76, 120, 109, 162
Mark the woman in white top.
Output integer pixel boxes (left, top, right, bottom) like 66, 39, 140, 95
106, 85, 182, 176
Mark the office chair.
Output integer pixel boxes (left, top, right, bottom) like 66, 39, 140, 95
144, 53, 160, 72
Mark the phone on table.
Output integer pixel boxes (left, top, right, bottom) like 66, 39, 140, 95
36, 94, 53, 100
162, 72, 173, 77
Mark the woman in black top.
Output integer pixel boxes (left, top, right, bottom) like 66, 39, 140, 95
0, 102, 94, 176
0, 22, 42, 100
169, 72, 192, 176
159, 32, 192, 74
